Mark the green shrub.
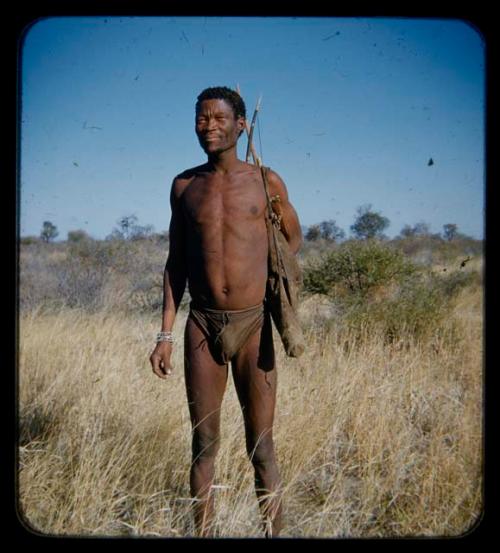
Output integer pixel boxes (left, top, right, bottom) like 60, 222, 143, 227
303, 241, 479, 346
303, 240, 416, 298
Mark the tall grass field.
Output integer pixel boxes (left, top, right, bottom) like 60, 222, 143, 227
17, 236, 483, 537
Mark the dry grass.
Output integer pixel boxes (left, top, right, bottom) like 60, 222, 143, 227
18, 284, 482, 538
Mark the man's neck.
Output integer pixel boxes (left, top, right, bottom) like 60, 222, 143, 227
206, 148, 241, 174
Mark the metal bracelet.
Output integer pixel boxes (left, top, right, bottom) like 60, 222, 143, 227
156, 331, 174, 344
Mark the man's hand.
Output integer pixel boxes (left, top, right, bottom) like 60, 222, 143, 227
150, 342, 174, 379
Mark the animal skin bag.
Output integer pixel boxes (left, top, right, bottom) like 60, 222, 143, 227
260, 166, 305, 358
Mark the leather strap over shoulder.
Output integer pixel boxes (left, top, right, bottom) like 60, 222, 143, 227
259, 165, 281, 230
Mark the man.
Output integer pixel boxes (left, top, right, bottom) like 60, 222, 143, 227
149, 86, 302, 538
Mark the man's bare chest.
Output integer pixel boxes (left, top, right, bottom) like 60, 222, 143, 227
182, 174, 267, 226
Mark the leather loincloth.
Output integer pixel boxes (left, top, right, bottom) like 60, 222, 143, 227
188, 302, 266, 364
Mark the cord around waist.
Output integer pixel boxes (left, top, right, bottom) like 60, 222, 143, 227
189, 301, 264, 316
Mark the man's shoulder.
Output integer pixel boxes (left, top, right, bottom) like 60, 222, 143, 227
263, 165, 279, 178
174, 163, 209, 183
263, 166, 285, 188
171, 164, 208, 198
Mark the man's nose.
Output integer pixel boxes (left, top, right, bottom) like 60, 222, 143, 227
207, 117, 217, 130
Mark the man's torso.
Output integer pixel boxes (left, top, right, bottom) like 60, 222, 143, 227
176, 162, 269, 310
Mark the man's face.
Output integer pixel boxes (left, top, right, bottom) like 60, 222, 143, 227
195, 99, 245, 156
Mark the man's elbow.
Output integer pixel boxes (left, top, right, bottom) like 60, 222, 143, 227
290, 234, 303, 255
281, 216, 302, 254
165, 255, 187, 278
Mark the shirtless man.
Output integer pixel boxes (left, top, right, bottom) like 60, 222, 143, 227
149, 86, 302, 538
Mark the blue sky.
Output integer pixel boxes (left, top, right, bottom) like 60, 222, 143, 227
20, 16, 485, 240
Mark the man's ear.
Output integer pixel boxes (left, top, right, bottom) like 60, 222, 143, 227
237, 116, 246, 136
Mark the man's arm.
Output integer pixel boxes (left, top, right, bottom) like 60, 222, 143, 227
150, 178, 188, 379
160, 179, 188, 331
266, 169, 303, 255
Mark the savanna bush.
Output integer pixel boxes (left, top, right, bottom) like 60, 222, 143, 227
19, 237, 169, 313
19, 236, 41, 246
392, 235, 483, 266
341, 272, 461, 345
54, 240, 116, 310
303, 240, 416, 298
302, 240, 478, 345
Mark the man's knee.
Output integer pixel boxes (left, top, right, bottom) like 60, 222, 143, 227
246, 431, 275, 467
192, 429, 220, 462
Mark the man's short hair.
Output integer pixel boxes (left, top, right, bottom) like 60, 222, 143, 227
196, 86, 247, 120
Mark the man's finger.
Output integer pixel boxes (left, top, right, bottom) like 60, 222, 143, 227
159, 360, 173, 376
154, 366, 167, 379
151, 354, 174, 379
151, 355, 167, 379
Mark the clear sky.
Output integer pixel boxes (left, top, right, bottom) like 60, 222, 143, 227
20, 16, 485, 240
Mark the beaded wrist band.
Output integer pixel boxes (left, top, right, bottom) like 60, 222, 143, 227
156, 331, 174, 344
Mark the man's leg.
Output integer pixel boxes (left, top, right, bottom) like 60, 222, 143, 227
184, 317, 228, 537
231, 312, 283, 537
